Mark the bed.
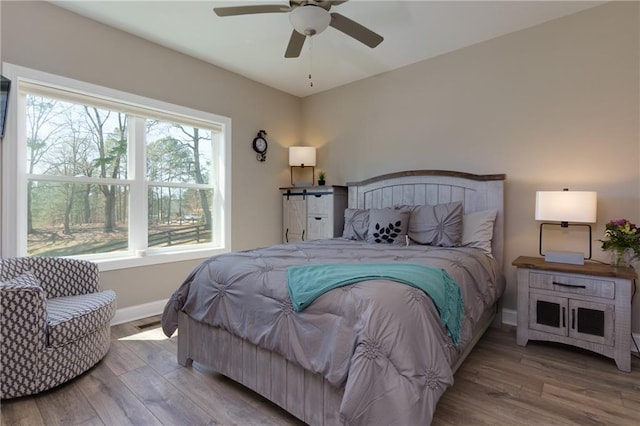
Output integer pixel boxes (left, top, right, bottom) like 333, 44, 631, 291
162, 170, 506, 425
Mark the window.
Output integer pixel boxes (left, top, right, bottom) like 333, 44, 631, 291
2, 64, 231, 270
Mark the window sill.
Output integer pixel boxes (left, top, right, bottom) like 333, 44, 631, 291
95, 247, 228, 272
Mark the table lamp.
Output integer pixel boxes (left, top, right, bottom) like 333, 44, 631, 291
535, 189, 597, 265
289, 146, 316, 186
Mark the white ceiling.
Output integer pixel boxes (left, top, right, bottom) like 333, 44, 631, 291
52, 1, 605, 98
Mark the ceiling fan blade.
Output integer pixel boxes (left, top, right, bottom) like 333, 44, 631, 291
329, 12, 383, 48
284, 30, 306, 58
213, 5, 289, 17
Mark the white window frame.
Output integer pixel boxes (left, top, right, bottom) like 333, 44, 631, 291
1, 63, 232, 271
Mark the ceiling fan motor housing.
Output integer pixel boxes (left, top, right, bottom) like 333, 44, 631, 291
289, 4, 331, 36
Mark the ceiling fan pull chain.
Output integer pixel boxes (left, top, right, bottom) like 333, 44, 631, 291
308, 38, 313, 87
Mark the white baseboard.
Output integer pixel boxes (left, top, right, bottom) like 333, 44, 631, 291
501, 308, 517, 326
111, 298, 168, 326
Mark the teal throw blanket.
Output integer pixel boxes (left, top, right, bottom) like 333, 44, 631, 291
286, 263, 464, 345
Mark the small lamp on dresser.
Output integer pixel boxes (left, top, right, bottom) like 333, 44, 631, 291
535, 188, 597, 265
289, 146, 316, 186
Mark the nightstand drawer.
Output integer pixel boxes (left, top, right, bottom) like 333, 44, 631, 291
529, 272, 615, 299
307, 215, 332, 240
307, 194, 333, 215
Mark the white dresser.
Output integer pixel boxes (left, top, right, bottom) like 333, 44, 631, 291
280, 186, 348, 243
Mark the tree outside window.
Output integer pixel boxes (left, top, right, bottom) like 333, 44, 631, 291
24, 94, 220, 257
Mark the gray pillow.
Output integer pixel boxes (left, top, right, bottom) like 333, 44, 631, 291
366, 208, 410, 245
462, 209, 497, 255
342, 208, 369, 240
408, 201, 463, 247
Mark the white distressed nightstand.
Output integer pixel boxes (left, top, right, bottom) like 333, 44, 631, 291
513, 256, 636, 372
280, 186, 347, 243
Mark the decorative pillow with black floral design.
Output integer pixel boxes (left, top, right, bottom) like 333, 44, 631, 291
366, 208, 410, 245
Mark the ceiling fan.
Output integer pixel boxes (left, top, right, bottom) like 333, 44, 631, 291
213, 0, 384, 58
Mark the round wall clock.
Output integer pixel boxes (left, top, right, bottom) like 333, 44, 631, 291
252, 130, 268, 162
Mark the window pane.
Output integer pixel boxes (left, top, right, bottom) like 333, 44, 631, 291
27, 181, 129, 256
10, 68, 229, 263
146, 120, 212, 184
147, 186, 213, 248
26, 94, 128, 178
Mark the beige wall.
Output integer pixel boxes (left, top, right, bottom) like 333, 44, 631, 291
1, 1, 301, 308
302, 2, 640, 331
2, 1, 639, 333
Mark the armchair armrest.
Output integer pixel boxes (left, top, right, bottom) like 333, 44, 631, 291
0, 257, 100, 299
0, 278, 48, 343
0, 275, 48, 398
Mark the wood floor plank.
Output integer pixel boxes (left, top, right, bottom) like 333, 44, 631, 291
32, 378, 103, 426
119, 365, 213, 426
443, 379, 582, 426
3, 320, 640, 426
621, 389, 640, 411
541, 382, 639, 425
451, 374, 595, 426
435, 379, 525, 425
433, 327, 640, 425
117, 331, 181, 377
109, 322, 140, 340
0, 397, 46, 426
520, 347, 640, 392
77, 360, 162, 426
102, 339, 147, 376
164, 363, 302, 426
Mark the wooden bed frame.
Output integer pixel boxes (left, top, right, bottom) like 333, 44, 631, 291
177, 170, 506, 425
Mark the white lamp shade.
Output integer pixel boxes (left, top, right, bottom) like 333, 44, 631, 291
535, 191, 597, 223
289, 146, 316, 166
289, 5, 331, 36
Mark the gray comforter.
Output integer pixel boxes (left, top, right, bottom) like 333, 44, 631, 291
162, 238, 504, 425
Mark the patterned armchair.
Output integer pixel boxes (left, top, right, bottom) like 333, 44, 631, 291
0, 257, 116, 399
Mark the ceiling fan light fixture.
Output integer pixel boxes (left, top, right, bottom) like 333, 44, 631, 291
289, 5, 331, 36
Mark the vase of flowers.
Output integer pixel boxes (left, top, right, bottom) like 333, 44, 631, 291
600, 219, 640, 268
610, 247, 633, 268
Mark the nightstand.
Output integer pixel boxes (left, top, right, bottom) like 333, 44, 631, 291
513, 256, 636, 372
280, 186, 347, 243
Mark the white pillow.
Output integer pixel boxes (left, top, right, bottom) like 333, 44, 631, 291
462, 209, 498, 255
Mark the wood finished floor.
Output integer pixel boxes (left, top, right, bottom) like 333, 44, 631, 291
1, 317, 639, 426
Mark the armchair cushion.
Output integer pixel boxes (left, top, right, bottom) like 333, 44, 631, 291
46, 290, 116, 347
